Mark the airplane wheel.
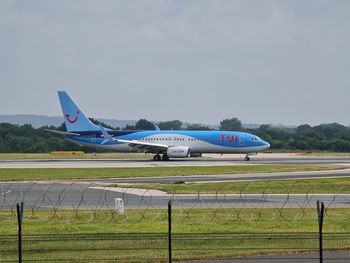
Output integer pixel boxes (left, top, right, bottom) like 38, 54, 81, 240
244, 156, 250, 161
162, 155, 169, 161
153, 154, 161, 161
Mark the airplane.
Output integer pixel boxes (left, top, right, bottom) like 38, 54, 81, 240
47, 91, 270, 161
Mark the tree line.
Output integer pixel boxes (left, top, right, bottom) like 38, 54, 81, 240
0, 117, 349, 153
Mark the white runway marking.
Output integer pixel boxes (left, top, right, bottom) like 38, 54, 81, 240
90, 186, 168, 196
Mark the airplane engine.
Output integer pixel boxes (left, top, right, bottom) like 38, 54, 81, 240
166, 146, 190, 158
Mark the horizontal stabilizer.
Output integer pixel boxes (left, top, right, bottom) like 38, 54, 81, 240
100, 125, 116, 144
45, 129, 81, 136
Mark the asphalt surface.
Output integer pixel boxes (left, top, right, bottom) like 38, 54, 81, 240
0, 155, 350, 168
1, 182, 349, 209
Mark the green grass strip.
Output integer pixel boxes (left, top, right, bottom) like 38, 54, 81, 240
115, 177, 350, 194
0, 165, 342, 181
1, 208, 350, 235
1, 209, 349, 260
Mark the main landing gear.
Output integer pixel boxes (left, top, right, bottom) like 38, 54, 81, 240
153, 154, 169, 161
153, 154, 161, 161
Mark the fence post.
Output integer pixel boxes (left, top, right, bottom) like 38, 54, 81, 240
317, 200, 325, 263
168, 200, 172, 263
17, 202, 24, 263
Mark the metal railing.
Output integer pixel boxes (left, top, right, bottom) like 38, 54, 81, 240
1, 232, 349, 262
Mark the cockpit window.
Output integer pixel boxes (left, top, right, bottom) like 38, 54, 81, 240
251, 137, 258, 141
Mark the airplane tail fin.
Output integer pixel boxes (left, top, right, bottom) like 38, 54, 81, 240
57, 91, 100, 132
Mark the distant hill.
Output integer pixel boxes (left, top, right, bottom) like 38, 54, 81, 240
0, 114, 63, 128
0, 114, 137, 129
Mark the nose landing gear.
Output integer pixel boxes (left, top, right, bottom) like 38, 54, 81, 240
244, 152, 257, 161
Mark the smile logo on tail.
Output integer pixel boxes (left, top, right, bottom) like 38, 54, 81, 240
65, 111, 80, 124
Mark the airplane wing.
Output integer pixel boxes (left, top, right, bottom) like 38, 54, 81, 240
99, 126, 169, 153
117, 139, 168, 153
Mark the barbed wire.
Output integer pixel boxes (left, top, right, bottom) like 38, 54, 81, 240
0, 182, 349, 223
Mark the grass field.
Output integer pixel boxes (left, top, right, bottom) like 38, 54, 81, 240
112, 177, 350, 194
0, 152, 348, 260
0, 165, 342, 181
0, 208, 349, 235
0, 209, 349, 261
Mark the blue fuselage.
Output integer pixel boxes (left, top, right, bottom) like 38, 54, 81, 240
67, 130, 270, 154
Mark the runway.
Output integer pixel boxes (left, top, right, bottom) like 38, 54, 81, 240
0, 154, 349, 168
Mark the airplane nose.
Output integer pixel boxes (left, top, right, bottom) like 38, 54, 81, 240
265, 142, 270, 149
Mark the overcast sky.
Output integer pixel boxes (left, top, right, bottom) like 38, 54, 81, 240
0, 0, 349, 126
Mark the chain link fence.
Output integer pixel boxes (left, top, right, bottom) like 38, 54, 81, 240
0, 182, 349, 262
1, 182, 350, 222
